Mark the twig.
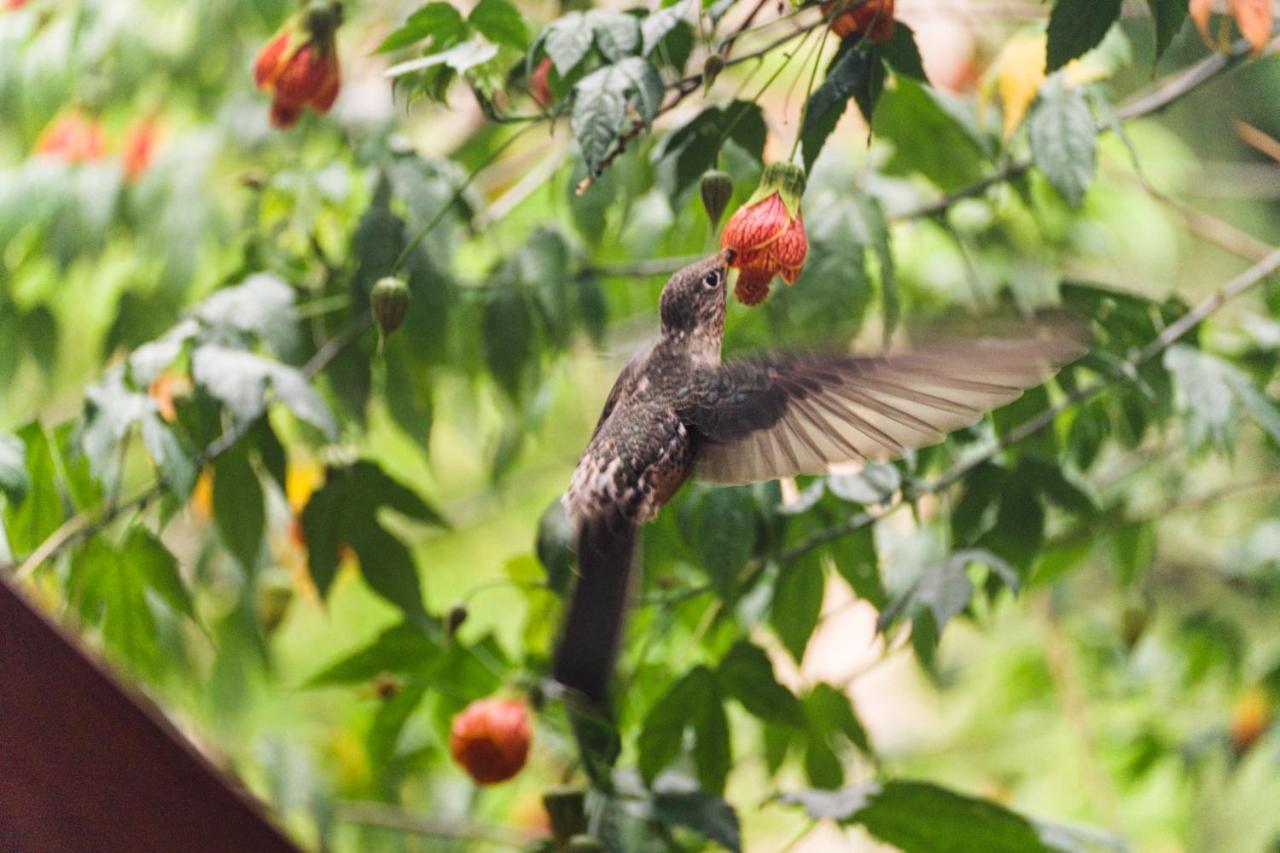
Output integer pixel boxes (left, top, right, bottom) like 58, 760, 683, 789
891, 35, 1271, 223
334, 801, 531, 848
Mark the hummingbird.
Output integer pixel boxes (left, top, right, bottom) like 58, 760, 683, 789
553, 249, 1082, 709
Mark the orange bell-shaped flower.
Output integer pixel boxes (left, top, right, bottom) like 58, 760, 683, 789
720, 162, 808, 306
254, 2, 343, 129
449, 698, 532, 785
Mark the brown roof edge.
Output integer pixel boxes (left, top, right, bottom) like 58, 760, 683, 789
0, 577, 302, 853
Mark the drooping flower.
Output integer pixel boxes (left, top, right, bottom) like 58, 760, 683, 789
34, 111, 107, 163
720, 162, 808, 306
820, 0, 895, 43
449, 698, 531, 785
254, 2, 343, 129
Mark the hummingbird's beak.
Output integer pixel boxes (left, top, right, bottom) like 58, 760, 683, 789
719, 247, 737, 267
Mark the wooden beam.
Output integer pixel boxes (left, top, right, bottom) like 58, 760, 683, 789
0, 578, 300, 853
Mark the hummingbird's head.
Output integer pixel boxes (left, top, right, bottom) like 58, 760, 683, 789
659, 249, 735, 341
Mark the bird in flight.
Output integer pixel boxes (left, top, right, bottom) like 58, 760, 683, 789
553, 249, 1083, 710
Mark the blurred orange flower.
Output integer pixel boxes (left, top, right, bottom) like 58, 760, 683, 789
449, 698, 531, 785
254, 3, 343, 129
35, 111, 107, 163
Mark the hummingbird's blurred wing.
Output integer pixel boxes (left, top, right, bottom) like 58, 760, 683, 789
679, 331, 1084, 485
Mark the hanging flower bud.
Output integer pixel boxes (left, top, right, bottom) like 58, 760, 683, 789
720, 162, 808, 306
821, 0, 895, 42
702, 53, 725, 93
371, 275, 410, 350
254, 2, 343, 129
446, 603, 468, 638
34, 110, 107, 163
530, 57, 554, 108
699, 169, 733, 230
449, 698, 531, 785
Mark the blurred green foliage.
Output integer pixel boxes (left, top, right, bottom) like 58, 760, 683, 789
3, 0, 1280, 849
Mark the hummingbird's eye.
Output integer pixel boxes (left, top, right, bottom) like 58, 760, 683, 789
702, 270, 722, 289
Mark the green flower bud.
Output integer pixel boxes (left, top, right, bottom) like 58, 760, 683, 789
699, 169, 734, 229
751, 161, 807, 216
568, 835, 606, 852
702, 53, 725, 93
371, 275, 410, 351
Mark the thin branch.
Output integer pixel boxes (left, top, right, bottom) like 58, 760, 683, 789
772, 245, 1280, 570
334, 801, 531, 848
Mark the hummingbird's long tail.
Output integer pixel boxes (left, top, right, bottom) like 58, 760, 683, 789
553, 514, 637, 709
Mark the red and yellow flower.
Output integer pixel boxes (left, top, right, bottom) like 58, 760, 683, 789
254, 2, 343, 129
449, 697, 532, 785
34, 110, 107, 163
720, 162, 808, 306
821, 0, 895, 43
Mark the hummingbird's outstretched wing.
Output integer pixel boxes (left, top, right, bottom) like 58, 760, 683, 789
679, 331, 1084, 485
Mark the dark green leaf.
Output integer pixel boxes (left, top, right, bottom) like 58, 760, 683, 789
482, 285, 533, 402
140, 414, 196, 500
638, 669, 701, 784
587, 10, 640, 61
651, 786, 742, 853
641, 1, 690, 55
694, 487, 756, 598
638, 665, 729, 793
771, 550, 825, 662
656, 102, 766, 199
783, 780, 1052, 852
1046, 0, 1122, 72
830, 526, 885, 607
191, 344, 336, 437
212, 443, 265, 573
873, 76, 987, 190
801, 41, 884, 172
717, 641, 805, 727
71, 537, 158, 674
805, 682, 871, 755
1110, 521, 1155, 586
1146, 0, 1188, 62
468, 0, 528, 51
880, 23, 927, 80
1029, 81, 1097, 207
690, 668, 731, 794
536, 498, 575, 595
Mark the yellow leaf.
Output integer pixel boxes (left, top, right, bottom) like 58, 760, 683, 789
992, 32, 1047, 137
1231, 0, 1273, 54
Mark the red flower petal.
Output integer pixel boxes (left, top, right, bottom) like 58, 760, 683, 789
310, 57, 341, 112
721, 193, 789, 255
269, 100, 303, 128
734, 268, 773, 305
773, 214, 808, 270
449, 699, 531, 786
274, 44, 328, 109
254, 31, 291, 89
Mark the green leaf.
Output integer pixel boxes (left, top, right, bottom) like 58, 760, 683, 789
880, 23, 927, 80
195, 274, 298, 356
1046, 0, 1122, 72
385, 40, 499, 78
572, 58, 664, 175
71, 537, 158, 674
873, 76, 987, 191
1028, 81, 1097, 207
123, 527, 195, 621
638, 666, 730, 793
378, 2, 468, 53
800, 41, 884, 172
0, 432, 28, 504
771, 550, 825, 662
651, 785, 742, 853
854, 195, 897, 342
717, 641, 806, 727
308, 622, 441, 685
542, 12, 594, 74
1164, 345, 1235, 450
656, 101, 766, 199
693, 487, 756, 598
827, 462, 900, 505
467, 0, 527, 51
879, 550, 1017, 648
482, 283, 533, 402
641, 0, 691, 55
830, 526, 885, 607
782, 780, 1053, 852
536, 498, 575, 595
586, 10, 640, 61
977, 466, 1045, 576
3, 423, 62, 555
1146, 0, 1189, 61
805, 683, 870, 755
140, 414, 196, 500
212, 443, 265, 573
191, 344, 336, 438
299, 460, 444, 623
1110, 521, 1156, 586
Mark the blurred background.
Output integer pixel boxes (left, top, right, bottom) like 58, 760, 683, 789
3, 0, 1280, 850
